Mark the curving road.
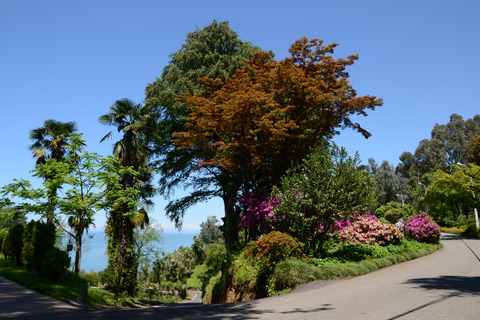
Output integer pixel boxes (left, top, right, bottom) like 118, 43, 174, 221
1, 233, 479, 319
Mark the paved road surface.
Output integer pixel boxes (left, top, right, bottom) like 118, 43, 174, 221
1, 233, 479, 319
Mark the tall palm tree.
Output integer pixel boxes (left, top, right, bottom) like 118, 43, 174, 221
99, 98, 157, 298
29, 120, 79, 221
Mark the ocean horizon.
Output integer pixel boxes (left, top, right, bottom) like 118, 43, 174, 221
77, 230, 198, 272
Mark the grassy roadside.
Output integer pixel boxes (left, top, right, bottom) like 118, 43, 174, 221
0, 253, 88, 303
1, 241, 444, 307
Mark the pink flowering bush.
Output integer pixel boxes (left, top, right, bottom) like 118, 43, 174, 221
242, 231, 305, 273
405, 212, 441, 244
334, 212, 378, 232
338, 216, 403, 246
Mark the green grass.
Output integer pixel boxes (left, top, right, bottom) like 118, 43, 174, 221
187, 263, 207, 290
0, 253, 88, 303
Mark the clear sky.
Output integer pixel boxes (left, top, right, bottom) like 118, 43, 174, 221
1, 0, 479, 233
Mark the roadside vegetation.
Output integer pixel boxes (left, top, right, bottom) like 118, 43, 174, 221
1, 20, 480, 309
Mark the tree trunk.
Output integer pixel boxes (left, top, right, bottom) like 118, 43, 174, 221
222, 194, 239, 253
74, 232, 82, 275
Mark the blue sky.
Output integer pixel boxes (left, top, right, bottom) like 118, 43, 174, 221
1, 0, 479, 233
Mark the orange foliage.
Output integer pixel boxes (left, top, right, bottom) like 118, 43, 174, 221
173, 37, 383, 192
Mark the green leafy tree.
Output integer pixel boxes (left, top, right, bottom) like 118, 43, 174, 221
133, 220, 164, 281
199, 216, 222, 245
145, 20, 265, 233
29, 119, 79, 222
271, 143, 376, 256
1, 134, 132, 275
425, 164, 480, 226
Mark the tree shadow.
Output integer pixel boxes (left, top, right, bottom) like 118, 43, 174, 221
23, 300, 335, 320
405, 275, 480, 296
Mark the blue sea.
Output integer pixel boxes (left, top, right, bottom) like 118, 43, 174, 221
78, 231, 198, 272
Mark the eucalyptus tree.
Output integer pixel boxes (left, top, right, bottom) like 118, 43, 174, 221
99, 98, 157, 298
369, 159, 408, 206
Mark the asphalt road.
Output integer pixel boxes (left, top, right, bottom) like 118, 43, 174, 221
1, 233, 479, 319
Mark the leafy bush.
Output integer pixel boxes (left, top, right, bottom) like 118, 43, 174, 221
1, 232, 12, 260
42, 248, 70, 283
242, 231, 305, 273
22, 221, 36, 270
80, 270, 102, 286
462, 223, 480, 238
330, 244, 391, 262
205, 242, 227, 271
338, 216, 403, 246
405, 213, 441, 243
33, 221, 56, 275
9, 224, 24, 266
272, 259, 319, 291
232, 258, 257, 289
375, 201, 415, 224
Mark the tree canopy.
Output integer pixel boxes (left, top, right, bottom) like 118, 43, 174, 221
144, 20, 266, 230
174, 37, 382, 201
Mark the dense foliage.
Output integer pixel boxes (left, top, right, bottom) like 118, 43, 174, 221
242, 231, 305, 274
271, 143, 376, 255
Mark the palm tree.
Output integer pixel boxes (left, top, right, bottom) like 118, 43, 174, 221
29, 119, 79, 165
99, 98, 157, 298
29, 120, 79, 221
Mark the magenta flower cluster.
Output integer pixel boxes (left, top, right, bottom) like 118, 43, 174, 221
404, 212, 441, 244
236, 191, 280, 229
338, 215, 403, 246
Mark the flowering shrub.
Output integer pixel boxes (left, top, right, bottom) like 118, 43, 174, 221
338, 216, 403, 246
334, 212, 378, 232
405, 213, 441, 243
242, 231, 305, 273
237, 191, 279, 230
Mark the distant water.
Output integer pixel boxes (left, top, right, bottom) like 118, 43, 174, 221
77, 231, 198, 272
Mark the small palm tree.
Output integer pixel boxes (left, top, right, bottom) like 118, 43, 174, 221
29, 119, 79, 165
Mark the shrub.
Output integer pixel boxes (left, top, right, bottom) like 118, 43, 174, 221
375, 201, 415, 224
405, 213, 441, 243
232, 258, 257, 290
338, 217, 403, 246
462, 223, 480, 238
22, 221, 36, 270
272, 259, 319, 291
33, 221, 56, 275
9, 224, 24, 266
242, 231, 305, 273
330, 244, 391, 262
42, 248, 70, 283
205, 242, 227, 271
1, 232, 12, 259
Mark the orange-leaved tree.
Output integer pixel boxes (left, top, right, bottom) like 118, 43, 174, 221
173, 37, 383, 249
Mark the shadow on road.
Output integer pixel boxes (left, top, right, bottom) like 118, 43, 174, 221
405, 275, 480, 296
12, 300, 335, 320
